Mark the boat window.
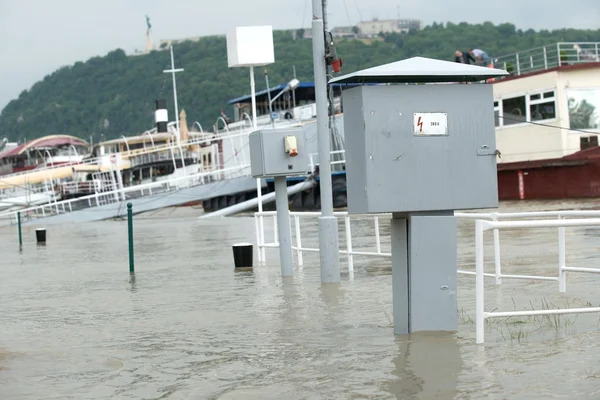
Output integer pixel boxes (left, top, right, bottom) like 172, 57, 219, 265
567, 88, 600, 130
543, 91, 555, 99
530, 102, 556, 121
502, 96, 526, 125
529, 90, 556, 122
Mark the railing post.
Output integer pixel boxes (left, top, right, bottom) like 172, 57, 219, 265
254, 213, 263, 263
257, 178, 266, 263
557, 43, 562, 67
374, 215, 381, 254
128, 203, 134, 273
273, 214, 278, 245
345, 214, 354, 277
17, 211, 22, 249
492, 214, 502, 285
516, 53, 521, 75
543, 46, 548, 69
558, 218, 566, 293
294, 215, 303, 266
475, 220, 485, 344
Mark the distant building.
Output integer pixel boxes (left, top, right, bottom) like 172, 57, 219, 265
358, 18, 422, 37
330, 26, 358, 38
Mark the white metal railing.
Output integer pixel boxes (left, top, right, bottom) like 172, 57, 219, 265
475, 218, 600, 344
254, 211, 390, 280
494, 42, 600, 77
254, 209, 600, 343
308, 150, 346, 174
255, 209, 600, 278
0, 131, 249, 214
2, 163, 250, 224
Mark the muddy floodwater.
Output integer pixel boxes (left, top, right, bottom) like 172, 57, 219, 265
1, 199, 600, 399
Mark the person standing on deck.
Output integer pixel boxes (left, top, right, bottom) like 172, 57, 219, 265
455, 50, 476, 64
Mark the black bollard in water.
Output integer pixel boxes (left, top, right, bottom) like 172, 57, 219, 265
35, 228, 46, 244
232, 243, 253, 268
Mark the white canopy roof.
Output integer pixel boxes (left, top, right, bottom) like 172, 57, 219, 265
329, 56, 509, 84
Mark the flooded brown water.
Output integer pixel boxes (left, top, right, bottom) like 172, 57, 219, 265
1, 199, 600, 399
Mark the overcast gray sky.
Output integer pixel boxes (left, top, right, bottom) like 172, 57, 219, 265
1, 0, 598, 110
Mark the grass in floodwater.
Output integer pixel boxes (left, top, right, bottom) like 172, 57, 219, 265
459, 297, 592, 343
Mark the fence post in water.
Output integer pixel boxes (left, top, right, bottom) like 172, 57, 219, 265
17, 211, 22, 249
127, 203, 134, 273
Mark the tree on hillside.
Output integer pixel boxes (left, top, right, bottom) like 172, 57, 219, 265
1, 22, 600, 142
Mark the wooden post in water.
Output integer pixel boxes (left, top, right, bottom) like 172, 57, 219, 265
127, 203, 134, 273
17, 211, 22, 249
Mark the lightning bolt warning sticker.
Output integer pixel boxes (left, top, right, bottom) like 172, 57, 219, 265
413, 113, 448, 136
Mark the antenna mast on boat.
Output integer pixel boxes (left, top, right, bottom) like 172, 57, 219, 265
163, 46, 186, 171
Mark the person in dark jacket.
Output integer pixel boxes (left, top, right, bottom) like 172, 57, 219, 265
454, 50, 476, 64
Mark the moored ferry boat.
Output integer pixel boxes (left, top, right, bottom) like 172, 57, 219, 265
201, 42, 600, 212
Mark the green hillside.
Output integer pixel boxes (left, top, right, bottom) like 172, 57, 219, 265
2, 22, 599, 142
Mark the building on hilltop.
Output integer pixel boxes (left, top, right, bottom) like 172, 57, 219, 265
330, 26, 358, 38
358, 18, 422, 37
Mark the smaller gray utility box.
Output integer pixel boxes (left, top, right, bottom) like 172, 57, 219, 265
249, 127, 309, 178
343, 83, 499, 214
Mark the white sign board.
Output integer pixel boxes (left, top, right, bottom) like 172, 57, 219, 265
226, 26, 275, 68
413, 113, 448, 136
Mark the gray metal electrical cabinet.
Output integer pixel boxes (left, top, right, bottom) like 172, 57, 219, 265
329, 56, 509, 336
343, 83, 499, 214
249, 127, 309, 178
331, 56, 509, 215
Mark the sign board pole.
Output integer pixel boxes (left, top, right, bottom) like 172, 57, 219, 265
250, 65, 266, 262
311, 0, 340, 283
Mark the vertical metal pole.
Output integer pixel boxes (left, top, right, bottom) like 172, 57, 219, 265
250, 65, 266, 262
292, 65, 297, 108
265, 71, 275, 128
344, 215, 354, 279
17, 211, 22, 249
312, 0, 340, 283
274, 176, 293, 276
374, 215, 381, 254
294, 215, 303, 266
127, 203, 134, 273
558, 223, 566, 293
250, 66, 258, 130
493, 227, 502, 285
475, 220, 485, 344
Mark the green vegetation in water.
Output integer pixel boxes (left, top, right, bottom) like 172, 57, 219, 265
2, 22, 600, 142
458, 296, 591, 344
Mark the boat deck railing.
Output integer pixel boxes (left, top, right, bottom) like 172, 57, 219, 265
494, 42, 600, 77
0, 163, 251, 223
253, 209, 600, 344
0, 134, 216, 181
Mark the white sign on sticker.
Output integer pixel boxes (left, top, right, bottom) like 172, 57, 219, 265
413, 112, 448, 136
